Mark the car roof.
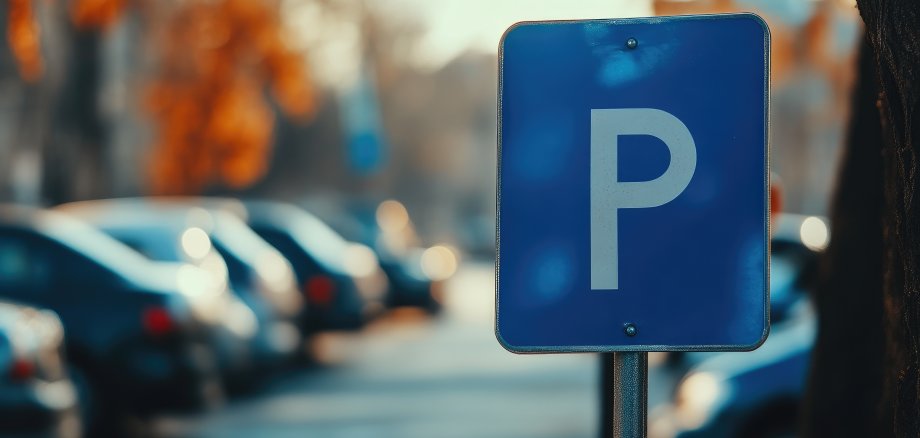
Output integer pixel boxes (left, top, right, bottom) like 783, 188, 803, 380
236, 200, 352, 271
0, 204, 156, 285
57, 198, 222, 229
58, 198, 297, 270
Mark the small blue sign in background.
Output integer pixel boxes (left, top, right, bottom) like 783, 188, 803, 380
496, 14, 770, 352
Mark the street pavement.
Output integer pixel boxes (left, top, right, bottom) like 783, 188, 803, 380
154, 262, 677, 438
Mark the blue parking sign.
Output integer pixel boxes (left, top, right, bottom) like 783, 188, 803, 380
496, 14, 770, 352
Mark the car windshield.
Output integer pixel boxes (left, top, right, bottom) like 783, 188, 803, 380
212, 212, 278, 265
41, 214, 155, 285
285, 211, 350, 272
101, 225, 183, 262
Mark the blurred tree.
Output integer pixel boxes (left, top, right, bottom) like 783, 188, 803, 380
805, 0, 920, 435
7, 0, 42, 82
70, 0, 317, 194
140, 0, 318, 194
2, 1, 65, 204
45, 18, 108, 203
70, 0, 127, 29
4, 0, 317, 198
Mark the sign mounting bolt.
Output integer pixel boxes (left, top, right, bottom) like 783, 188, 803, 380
626, 37, 638, 49
624, 323, 638, 337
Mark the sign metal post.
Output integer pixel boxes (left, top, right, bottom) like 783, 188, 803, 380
600, 353, 648, 438
610, 352, 647, 438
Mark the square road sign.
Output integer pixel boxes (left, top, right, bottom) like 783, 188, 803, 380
496, 14, 770, 352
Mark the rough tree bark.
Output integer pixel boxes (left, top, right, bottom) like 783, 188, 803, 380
804, 1, 920, 436
860, 0, 920, 435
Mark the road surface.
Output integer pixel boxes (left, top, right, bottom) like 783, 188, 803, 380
155, 262, 676, 438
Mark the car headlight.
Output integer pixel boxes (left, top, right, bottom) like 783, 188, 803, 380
175, 264, 225, 324
674, 372, 728, 430
254, 251, 303, 317
341, 243, 387, 303
419, 245, 458, 281
343, 243, 378, 278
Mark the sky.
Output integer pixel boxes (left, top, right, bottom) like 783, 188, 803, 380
284, 0, 653, 89
389, 0, 654, 69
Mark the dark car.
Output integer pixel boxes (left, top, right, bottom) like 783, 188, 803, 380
0, 301, 80, 438
652, 313, 814, 438
305, 199, 454, 313
651, 214, 825, 438
0, 205, 223, 422
59, 198, 260, 384
221, 200, 387, 331
58, 199, 304, 366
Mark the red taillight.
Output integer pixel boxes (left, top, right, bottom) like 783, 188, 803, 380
9, 358, 34, 381
305, 275, 336, 306
142, 307, 175, 336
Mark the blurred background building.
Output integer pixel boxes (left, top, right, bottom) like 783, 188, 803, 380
0, 0, 859, 241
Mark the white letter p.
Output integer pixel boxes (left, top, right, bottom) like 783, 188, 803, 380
590, 108, 697, 290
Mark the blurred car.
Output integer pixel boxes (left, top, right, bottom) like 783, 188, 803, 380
653, 314, 813, 438
0, 301, 80, 438
305, 199, 455, 313
651, 214, 826, 438
217, 200, 387, 331
57, 199, 304, 366
58, 200, 260, 384
0, 205, 223, 421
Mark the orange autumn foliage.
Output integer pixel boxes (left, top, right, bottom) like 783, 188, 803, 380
71, 0, 128, 29
141, 0, 317, 194
7, 0, 42, 82
8, 0, 317, 193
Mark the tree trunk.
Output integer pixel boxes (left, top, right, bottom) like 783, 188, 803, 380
805, 1, 920, 435
45, 24, 106, 203
801, 35, 888, 437
858, 1, 920, 435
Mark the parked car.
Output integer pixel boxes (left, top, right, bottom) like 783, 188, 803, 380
218, 200, 387, 331
653, 314, 814, 438
304, 199, 451, 313
651, 214, 825, 438
0, 205, 224, 422
58, 199, 304, 366
0, 301, 80, 438
59, 199, 260, 384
